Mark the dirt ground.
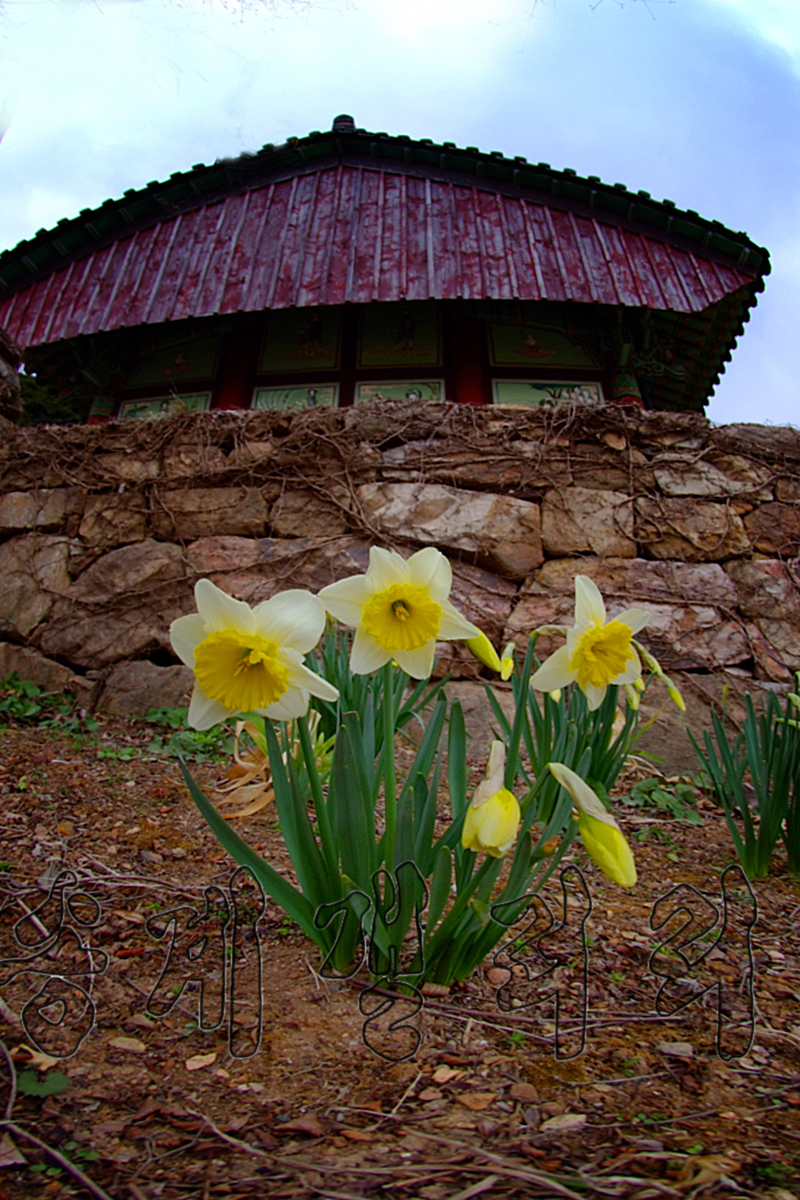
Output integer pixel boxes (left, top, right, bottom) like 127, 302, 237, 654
0, 700, 799, 1200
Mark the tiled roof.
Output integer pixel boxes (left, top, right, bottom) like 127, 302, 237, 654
0, 120, 769, 410
0, 162, 760, 349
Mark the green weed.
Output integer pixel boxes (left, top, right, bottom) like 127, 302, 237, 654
621, 776, 702, 825
145, 706, 234, 762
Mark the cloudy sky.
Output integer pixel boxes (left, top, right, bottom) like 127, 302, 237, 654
0, 0, 797, 427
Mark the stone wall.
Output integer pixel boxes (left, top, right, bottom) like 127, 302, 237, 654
0, 401, 798, 719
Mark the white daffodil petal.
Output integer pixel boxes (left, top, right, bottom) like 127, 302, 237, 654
574, 575, 606, 627
188, 686, 232, 731
614, 607, 650, 635
408, 545, 451, 599
318, 574, 371, 626
254, 590, 326, 653
367, 546, 408, 591
530, 644, 575, 693
262, 688, 310, 722
194, 578, 256, 635
395, 642, 437, 679
439, 601, 480, 640
169, 613, 207, 668
583, 682, 607, 711
350, 626, 392, 674
286, 660, 340, 702
614, 647, 643, 686
548, 762, 616, 825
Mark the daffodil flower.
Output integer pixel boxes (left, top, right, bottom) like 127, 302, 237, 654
548, 762, 637, 888
462, 741, 521, 858
319, 546, 479, 678
530, 576, 649, 711
170, 579, 339, 730
466, 631, 502, 673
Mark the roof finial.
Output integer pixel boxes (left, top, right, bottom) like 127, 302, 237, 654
332, 114, 355, 132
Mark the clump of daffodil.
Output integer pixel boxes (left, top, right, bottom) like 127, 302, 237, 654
530, 576, 649, 711
319, 546, 479, 678
462, 741, 521, 858
170, 579, 339, 730
548, 762, 637, 888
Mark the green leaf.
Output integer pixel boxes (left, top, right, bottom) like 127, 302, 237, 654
177, 756, 319, 944
263, 722, 328, 908
427, 846, 452, 931
329, 717, 379, 888
18, 1070, 69, 1097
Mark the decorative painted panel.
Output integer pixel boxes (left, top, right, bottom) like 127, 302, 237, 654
355, 380, 444, 404
358, 301, 440, 368
259, 306, 341, 373
492, 380, 604, 407
118, 392, 212, 419
252, 384, 338, 411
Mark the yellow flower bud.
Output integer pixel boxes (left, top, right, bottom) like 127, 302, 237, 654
577, 812, 638, 889
462, 740, 520, 858
500, 642, 516, 681
466, 631, 502, 673
664, 677, 686, 712
548, 762, 637, 889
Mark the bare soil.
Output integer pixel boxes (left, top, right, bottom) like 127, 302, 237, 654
1, 712, 799, 1200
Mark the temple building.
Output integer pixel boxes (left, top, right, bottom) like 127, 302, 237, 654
0, 115, 769, 423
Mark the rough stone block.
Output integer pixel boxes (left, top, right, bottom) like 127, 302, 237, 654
0, 488, 83, 533
269, 489, 349, 538
776, 476, 800, 503
530, 556, 739, 606
0, 642, 77, 694
541, 487, 635, 558
569, 443, 652, 492
0, 534, 72, 639
358, 481, 543, 579
380, 440, 572, 493
636, 497, 750, 561
725, 558, 800, 675
79, 492, 147, 549
185, 536, 262, 574
67, 539, 186, 604
94, 453, 161, 483
725, 557, 800, 622
163, 440, 228, 479
96, 660, 194, 717
652, 452, 773, 500
151, 488, 268, 540
743, 502, 800, 556
40, 585, 194, 670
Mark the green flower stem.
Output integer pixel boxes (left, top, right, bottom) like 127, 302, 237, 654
296, 713, 339, 887
382, 662, 398, 867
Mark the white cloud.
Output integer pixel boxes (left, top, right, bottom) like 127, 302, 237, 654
701, 0, 800, 68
